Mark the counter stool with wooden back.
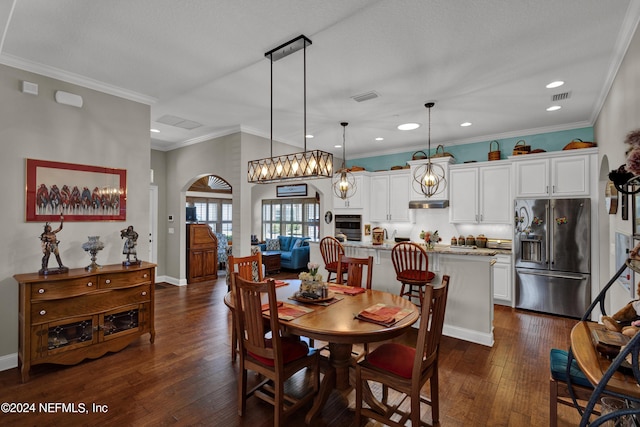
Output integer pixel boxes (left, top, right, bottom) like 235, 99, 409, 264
319, 236, 347, 283
391, 242, 435, 309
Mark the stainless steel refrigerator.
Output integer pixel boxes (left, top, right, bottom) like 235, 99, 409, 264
514, 198, 591, 318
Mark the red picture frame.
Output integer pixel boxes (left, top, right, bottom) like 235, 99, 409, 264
26, 159, 126, 222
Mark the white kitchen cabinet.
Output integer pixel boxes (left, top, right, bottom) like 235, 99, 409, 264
333, 174, 367, 209
492, 254, 512, 304
370, 170, 411, 222
449, 162, 511, 224
513, 150, 595, 198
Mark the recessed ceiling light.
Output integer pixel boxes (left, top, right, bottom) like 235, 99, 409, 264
375, 137, 384, 141
546, 81, 565, 89
150, 128, 160, 133
546, 105, 562, 111
398, 123, 420, 131
305, 134, 314, 138
334, 144, 342, 148
460, 122, 472, 127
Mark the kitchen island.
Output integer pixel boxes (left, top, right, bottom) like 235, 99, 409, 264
309, 240, 502, 346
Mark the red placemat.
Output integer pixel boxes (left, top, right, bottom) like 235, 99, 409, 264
273, 280, 288, 287
328, 285, 365, 295
263, 303, 314, 321
356, 303, 413, 326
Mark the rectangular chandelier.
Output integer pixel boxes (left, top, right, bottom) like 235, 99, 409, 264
248, 149, 333, 183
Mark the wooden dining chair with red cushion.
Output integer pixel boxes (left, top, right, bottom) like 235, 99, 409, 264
336, 254, 373, 289
228, 253, 264, 362
233, 273, 319, 427
319, 236, 346, 282
391, 242, 436, 308
355, 275, 450, 427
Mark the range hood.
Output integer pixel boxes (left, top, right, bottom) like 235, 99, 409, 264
409, 199, 449, 209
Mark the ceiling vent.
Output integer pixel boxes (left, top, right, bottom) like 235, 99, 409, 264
156, 114, 202, 130
351, 91, 380, 103
551, 91, 571, 102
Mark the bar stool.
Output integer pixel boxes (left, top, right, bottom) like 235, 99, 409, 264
391, 242, 435, 308
319, 236, 347, 283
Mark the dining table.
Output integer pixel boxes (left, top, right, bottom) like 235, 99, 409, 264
224, 278, 420, 424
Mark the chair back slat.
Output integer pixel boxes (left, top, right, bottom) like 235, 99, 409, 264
336, 254, 373, 289
320, 236, 345, 266
414, 275, 449, 379
232, 273, 281, 364
391, 242, 429, 278
229, 252, 264, 283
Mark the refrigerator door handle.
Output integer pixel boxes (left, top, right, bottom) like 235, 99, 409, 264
518, 269, 587, 281
547, 202, 553, 266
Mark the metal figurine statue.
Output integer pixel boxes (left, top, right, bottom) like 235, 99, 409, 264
120, 225, 141, 266
39, 215, 69, 275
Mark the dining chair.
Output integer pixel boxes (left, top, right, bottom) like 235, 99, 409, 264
336, 254, 373, 289
391, 242, 436, 308
228, 252, 264, 362
319, 236, 346, 282
355, 275, 450, 427
549, 348, 598, 427
233, 273, 319, 427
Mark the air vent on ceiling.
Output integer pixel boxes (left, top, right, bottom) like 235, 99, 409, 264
351, 91, 380, 103
156, 114, 202, 130
551, 91, 571, 102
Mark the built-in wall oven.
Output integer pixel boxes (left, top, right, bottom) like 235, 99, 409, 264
334, 214, 362, 241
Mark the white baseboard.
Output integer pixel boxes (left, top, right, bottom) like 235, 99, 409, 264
0, 352, 18, 372
442, 324, 494, 347
156, 275, 187, 286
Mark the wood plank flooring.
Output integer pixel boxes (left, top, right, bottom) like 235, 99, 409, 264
0, 273, 586, 426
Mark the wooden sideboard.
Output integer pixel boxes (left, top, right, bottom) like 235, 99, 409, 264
186, 223, 218, 283
13, 262, 156, 382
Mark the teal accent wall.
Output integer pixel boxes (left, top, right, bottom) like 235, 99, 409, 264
347, 127, 594, 170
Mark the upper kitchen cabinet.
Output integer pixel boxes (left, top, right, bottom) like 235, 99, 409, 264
333, 173, 368, 210
512, 148, 597, 198
408, 157, 455, 202
449, 161, 512, 224
370, 169, 411, 222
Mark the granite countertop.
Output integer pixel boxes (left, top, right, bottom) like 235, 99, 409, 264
341, 241, 511, 256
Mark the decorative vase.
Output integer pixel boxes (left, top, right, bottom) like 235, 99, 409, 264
82, 236, 105, 271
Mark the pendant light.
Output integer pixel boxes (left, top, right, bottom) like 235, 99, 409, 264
332, 122, 357, 199
247, 35, 333, 183
412, 102, 446, 197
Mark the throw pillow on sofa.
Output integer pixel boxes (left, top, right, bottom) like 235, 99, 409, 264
266, 238, 280, 251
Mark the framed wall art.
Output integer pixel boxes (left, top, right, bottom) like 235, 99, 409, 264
26, 159, 126, 222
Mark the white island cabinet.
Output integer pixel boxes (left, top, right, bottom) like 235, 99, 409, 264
308, 240, 495, 347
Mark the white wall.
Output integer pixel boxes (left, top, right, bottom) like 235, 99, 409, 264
595, 20, 640, 312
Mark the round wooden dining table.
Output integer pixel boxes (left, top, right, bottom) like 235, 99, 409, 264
224, 279, 420, 424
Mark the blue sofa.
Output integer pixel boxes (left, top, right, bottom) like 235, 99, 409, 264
260, 236, 310, 270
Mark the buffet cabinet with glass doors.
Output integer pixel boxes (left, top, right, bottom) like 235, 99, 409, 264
13, 262, 156, 382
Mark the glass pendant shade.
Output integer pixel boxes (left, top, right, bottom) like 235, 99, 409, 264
332, 122, 357, 199
412, 102, 446, 197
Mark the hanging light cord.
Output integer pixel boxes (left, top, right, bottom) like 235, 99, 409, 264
342, 122, 348, 168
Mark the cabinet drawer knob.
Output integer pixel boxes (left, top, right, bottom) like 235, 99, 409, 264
143, 273, 148, 278
87, 282, 93, 287
39, 310, 46, 316
105, 279, 111, 284
141, 291, 147, 296
38, 288, 45, 294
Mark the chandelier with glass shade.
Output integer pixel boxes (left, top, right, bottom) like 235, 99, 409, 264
332, 122, 357, 199
412, 102, 446, 197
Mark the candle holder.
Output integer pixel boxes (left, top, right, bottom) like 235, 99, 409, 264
82, 236, 105, 271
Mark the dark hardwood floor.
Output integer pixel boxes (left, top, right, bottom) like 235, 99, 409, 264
0, 272, 585, 426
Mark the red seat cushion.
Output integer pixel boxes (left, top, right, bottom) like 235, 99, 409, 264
326, 261, 338, 271
365, 343, 415, 379
397, 270, 435, 283
248, 337, 310, 367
